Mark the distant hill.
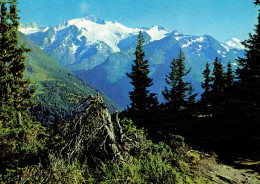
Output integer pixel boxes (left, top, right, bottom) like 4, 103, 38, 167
19, 32, 121, 124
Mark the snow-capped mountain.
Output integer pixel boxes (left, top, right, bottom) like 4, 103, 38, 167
22, 14, 171, 71
19, 23, 41, 34
19, 23, 49, 35
20, 14, 245, 108
75, 32, 244, 107
222, 38, 245, 51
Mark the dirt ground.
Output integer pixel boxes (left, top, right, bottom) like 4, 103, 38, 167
196, 155, 260, 184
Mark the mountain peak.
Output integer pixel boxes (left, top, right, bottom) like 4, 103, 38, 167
83, 13, 105, 24
19, 22, 42, 34
145, 25, 171, 42
157, 26, 169, 31
19, 22, 39, 29
223, 38, 245, 50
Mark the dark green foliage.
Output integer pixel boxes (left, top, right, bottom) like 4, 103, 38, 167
162, 50, 191, 110
236, 9, 260, 93
0, 0, 35, 123
127, 31, 158, 111
0, 1, 12, 119
191, 0, 259, 156
225, 61, 235, 88
162, 57, 178, 104
211, 57, 225, 105
201, 62, 212, 104
233, 1, 260, 138
187, 83, 198, 107
0, 1, 11, 117
236, 7, 260, 92
0, 0, 46, 172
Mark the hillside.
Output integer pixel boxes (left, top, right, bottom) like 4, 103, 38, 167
19, 32, 121, 124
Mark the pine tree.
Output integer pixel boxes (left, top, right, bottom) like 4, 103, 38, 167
162, 58, 178, 105
0, 0, 45, 170
126, 31, 158, 111
236, 8, 260, 94
201, 62, 212, 104
187, 82, 198, 107
0, 1, 10, 101
0, 0, 14, 122
225, 61, 234, 88
211, 57, 225, 105
162, 50, 190, 110
234, 1, 260, 135
10, 0, 37, 124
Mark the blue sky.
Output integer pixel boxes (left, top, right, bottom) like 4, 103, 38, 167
19, 0, 258, 42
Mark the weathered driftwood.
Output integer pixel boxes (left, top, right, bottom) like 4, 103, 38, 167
59, 93, 129, 162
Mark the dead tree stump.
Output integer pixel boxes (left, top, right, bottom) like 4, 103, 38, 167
60, 94, 126, 162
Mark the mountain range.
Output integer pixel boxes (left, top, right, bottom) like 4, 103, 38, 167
19, 31, 120, 124
20, 14, 245, 108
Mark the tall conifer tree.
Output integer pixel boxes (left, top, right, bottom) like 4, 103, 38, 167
225, 61, 234, 88
234, 0, 260, 133
187, 82, 198, 107
162, 57, 178, 105
211, 57, 225, 105
0, 1, 10, 105
162, 50, 190, 109
236, 4, 260, 97
0, 0, 14, 122
126, 31, 158, 111
0, 0, 45, 170
201, 62, 212, 104
9, 0, 36, 124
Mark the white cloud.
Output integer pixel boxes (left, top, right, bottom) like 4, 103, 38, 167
80, 2, 89, 14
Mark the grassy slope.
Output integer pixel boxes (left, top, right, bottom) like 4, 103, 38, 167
19, 32, 121, 123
